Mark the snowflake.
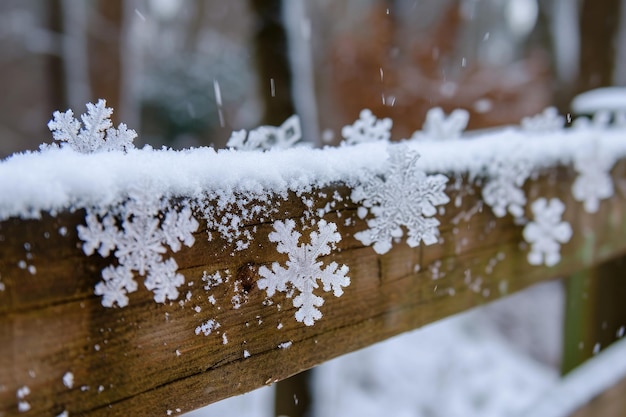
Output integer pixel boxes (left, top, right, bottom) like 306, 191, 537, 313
482, 158, 531, 218
572, 110, 612, 130
523, 198, 572, 267
520, 107, 564, 132
571, 143, 614, 213
77, 188, 199, 307
227, 114, 301, 151
46, 99, 137, 153
411, 107, 469, 140
258, 219, 350, 326
351, 144, 450, 254
195, 319, 220, 336
341, 109, 392, 145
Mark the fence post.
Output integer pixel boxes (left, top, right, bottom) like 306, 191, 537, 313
562, 256, 626, 375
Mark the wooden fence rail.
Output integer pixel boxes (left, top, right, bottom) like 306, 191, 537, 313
2, 158, 626, 416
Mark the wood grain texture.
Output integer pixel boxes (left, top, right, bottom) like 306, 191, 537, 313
2, 162, 626, 416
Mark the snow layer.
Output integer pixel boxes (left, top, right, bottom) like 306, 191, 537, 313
2, 126, 626, 221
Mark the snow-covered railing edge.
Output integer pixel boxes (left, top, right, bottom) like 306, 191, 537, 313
2, 100, 626, 416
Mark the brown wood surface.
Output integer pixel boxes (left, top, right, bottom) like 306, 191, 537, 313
2, 162, 626, 416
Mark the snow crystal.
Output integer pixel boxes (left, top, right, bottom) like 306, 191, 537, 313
63, 371, 74, 389
278, 341, 293, 349
195, 319, 220, 336
46, 99, 136, 153
243, 350, 251, 358
227, 115, 302, 151
523, 198, 572, 267
78, 188, 198, 307
258, 219, 350, 326
521, 107, 565, 132
412, 107, 469, 140
351, 144, 449, 254
16, 386, 30, 413
571, 141, 614, 213
482, 157, 531, 218
341, 109, 392, 145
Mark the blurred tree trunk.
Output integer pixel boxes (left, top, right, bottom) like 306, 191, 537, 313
249, 0, 295, 125
88, 0, 124, 123
577, 0, 621, 92
46, 0, 68, 112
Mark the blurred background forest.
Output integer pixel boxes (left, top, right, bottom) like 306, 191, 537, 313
0, 0, 623, 157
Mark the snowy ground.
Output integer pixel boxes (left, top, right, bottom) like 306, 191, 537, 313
185, 281, 570, 417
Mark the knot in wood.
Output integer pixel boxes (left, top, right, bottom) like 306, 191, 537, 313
236, 263, 260, 293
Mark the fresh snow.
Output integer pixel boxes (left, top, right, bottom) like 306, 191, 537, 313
2, 120, 626, 222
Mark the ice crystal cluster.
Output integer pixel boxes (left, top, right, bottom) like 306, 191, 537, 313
341, 109, 392, 145
523, 198, 572, 267
351, 144, 450, 254
78, 188, 198, 307
571, 143, 614, 213
47, 99, 136, 153
258, 219, 350, 326
482, 158, 532, 218
412, 107, 469, 140
227, 115, 301, 150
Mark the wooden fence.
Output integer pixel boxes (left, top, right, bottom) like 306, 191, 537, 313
2, 149, 626, 416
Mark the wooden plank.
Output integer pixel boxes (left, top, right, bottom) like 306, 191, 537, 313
562, 256, 626, 374
2, 162, 626, 416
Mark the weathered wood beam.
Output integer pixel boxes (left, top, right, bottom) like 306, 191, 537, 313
2, 162, 626, 416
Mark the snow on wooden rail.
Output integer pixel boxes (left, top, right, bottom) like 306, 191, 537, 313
2, 101, 626, 416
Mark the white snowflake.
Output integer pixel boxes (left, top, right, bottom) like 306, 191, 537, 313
227, 114, 301, 151
523, 198, 572, 267
482, 158, 531, 218
351, 144, 450, 254
258, 219, 350, 326
521, 107, 564, 132
77, 188, 199, 307
341, 109, 392, 145
195, 319, 220, 336
46, 99, 137, 153
411, 107, 469, 141
572, 110, 612, 130
571, 143, 614, 213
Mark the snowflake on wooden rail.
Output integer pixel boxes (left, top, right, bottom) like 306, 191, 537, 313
258, 219, 350, 326
227, 115, 301, 151
571, 142, 614, 213
351, 144, 450, 254
523, 198, 572, 267
520, 107, 565, 132
411, 107, 469, 141
46, 99, 136, 153
341, 109, 392, 145
78, 188, 199, 307
482, 157, 531, 219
